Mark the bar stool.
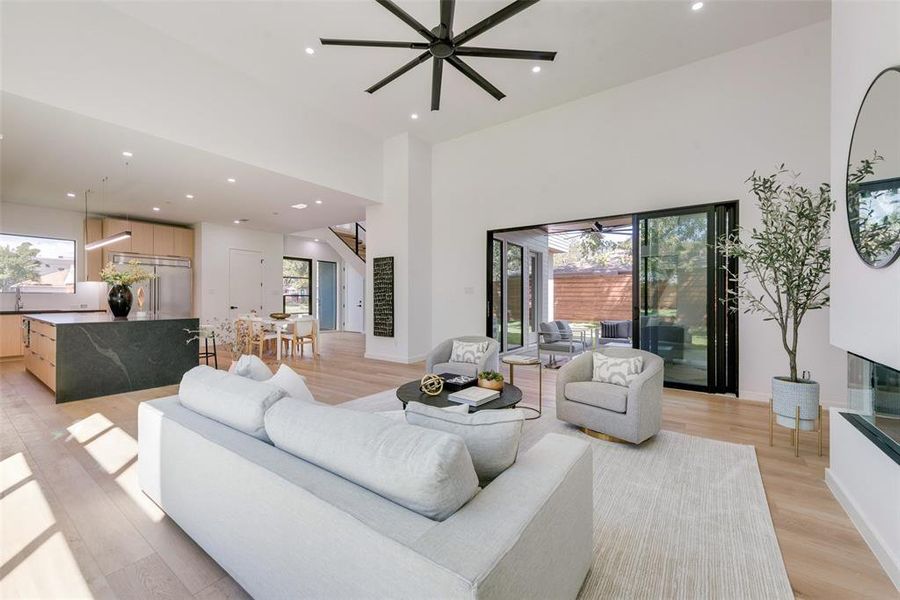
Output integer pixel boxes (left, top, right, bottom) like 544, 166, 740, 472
197, 326, 218, 369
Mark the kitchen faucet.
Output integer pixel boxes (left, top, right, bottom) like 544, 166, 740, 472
15, 287, 24, 311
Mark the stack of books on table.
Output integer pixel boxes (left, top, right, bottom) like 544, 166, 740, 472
448, 386, 500, 407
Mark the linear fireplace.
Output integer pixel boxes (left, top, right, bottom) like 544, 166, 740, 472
843, 353, 900, 462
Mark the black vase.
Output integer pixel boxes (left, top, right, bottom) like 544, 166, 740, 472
108, 284, 133, 318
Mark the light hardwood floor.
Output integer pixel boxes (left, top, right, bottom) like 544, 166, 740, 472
1, 332, 895, 599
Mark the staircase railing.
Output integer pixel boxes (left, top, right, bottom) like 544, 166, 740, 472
329, 222, 366, 261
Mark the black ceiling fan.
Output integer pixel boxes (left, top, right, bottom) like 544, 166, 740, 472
321, 0, 556, 110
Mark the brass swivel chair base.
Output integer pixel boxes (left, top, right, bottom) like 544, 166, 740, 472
581, 428, 631, 444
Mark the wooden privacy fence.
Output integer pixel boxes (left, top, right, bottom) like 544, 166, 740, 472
553, 271, 632, 322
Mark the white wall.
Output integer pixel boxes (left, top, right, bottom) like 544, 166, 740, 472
0, 201, 106, 311
365, 133, 432, 363
829, 1, 900, 372
431, 23, 847, 403
195, 222, 283, 323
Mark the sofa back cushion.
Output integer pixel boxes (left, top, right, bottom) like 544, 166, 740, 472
265, 399, 479, 521
449, 339, 489, 364
179, 366, 285, 442
228, 354, 274, 381
405, 402, 524, 485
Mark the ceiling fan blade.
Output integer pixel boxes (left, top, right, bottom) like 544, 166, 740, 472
447, 56, 505, 101
366, 51, 431, 94
431, 58, 443, 111
440, 0, 456, 37
454, 47, 556, 61
375, 0, 436, 41
320, 39, 429, 49
453, 0, 540, 46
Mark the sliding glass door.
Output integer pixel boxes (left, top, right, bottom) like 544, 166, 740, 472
634, 204, 737, 393
506, 243, 524, 350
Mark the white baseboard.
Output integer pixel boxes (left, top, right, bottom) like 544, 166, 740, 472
363, 352, 426, 364
825, 468, 900, 591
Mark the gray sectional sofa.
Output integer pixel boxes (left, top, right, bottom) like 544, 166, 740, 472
138, 375, 593, 599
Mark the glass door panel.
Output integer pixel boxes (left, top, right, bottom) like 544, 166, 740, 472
491, 239, 504, 346
506, 244, 523, 349
528, 251, 539, 341
637, 211, 710, 388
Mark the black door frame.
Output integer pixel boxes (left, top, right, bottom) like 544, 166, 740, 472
486, 200, 738, 395
632, 202, 738, 394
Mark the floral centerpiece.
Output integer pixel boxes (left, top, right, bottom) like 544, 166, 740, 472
99, 260, 155, 317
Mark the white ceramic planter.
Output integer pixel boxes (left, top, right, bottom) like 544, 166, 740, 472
772, 376, 820, 431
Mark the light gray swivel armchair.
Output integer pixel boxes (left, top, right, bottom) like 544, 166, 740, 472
556, 347, 664, 444
426, 336, 500, 378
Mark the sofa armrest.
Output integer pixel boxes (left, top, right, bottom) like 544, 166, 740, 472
412, 433, 593, 599
555, 351, 593, 401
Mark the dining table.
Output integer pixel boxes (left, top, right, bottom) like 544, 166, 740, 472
245, 315, 319, 361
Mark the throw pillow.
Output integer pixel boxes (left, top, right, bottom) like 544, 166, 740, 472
600, 321, 618, 339
539, 321, 561, 343
592, 352, 644, 387
554, 320, 573, 340
268, 364, 316, 404
228, 354, 273, 381
450, 340, 489, 365
405, 401, 524, 485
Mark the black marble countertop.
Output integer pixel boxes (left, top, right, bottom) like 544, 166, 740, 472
1, 309, 106, 316
23, 312, 196, 325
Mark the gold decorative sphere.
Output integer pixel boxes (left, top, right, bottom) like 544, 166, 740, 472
419, 373, 444, 396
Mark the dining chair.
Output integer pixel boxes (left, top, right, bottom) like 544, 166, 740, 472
291, 319, 316, 358
247, 319, 278, 358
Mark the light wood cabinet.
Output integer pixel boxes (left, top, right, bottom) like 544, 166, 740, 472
23, 318, 57, 392
85, 218, 103, 281
153, 224, 174, 256
172, 227, 194, 259
102, 218, 132, 253
0, 315, 25, 357
130, 221, 155, 255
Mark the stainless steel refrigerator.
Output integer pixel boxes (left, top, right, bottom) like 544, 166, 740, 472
111, 253, 192, 317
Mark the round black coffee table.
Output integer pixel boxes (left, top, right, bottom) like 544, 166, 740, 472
396, 379, 523, 412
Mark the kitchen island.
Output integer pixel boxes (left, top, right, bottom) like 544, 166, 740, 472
23, 312, 199, 403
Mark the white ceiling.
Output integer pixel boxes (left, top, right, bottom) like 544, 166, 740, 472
111, 0, 829, 142
0, 94, 372, 232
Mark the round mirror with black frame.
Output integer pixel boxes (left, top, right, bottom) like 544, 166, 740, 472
846, 66, 900, 269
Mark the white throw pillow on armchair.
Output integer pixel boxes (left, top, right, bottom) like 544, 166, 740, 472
449, 340, 489, 364
592, 352, 643, 387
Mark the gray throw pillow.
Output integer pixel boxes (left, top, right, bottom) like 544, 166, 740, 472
405, 401, 525, 485
540, 321, 561, 343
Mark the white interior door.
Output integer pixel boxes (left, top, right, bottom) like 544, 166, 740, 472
343, 265, 364, 333
228, 249, 263, 318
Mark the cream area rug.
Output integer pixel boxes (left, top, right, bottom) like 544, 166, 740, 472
341, 390, 793, 600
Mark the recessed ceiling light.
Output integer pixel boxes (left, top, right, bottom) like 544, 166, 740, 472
315, 199, 323, 205
66, 192, 76, 198
691, 1, 704, 10
234, 220, 241, 224
292, 203, 308, 210
305, 47, 315, 55
152, 207, 161, 212
314, 238, 320, 242
227, 178, 236, 183
410, 113, 419, 120
531, 65, 541, 73
185, 194, 194, 199
122, 151, 133, 157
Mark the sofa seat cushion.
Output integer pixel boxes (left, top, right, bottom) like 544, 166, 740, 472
433, 362, 478, 377
405, 401, 524, 485
564, 381, 628, 413
265, 398, 479, 521
179, 365, 286, 442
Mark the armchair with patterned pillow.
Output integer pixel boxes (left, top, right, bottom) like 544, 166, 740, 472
556, 347, 664, 444
426, 336, 500, 378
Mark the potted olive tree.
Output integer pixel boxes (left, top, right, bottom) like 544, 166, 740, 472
718, 166, 832, 425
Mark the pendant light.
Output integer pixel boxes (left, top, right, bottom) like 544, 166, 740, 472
85, 175, 131, 251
